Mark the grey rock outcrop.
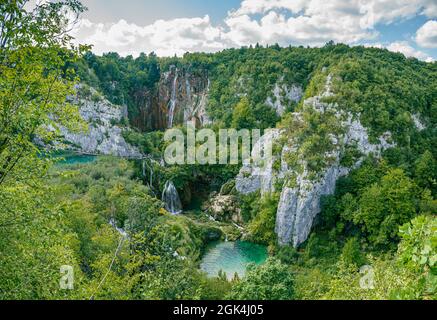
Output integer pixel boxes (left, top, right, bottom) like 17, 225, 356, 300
265, 78, 303, 116
275, 113, 395, 246
235, 129, 282, 195
236, 74, 396, 247
412, 113, 426, 131
202, 192, 243, 224
58, 87, 142, 158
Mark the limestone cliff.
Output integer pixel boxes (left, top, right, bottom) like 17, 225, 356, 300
236, 75, 396, 247
265, 78, 303, 116
131, 65, 211, 130
57, 86, 142, 158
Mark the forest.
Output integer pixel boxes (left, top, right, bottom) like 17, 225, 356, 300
0, 1, 435, 300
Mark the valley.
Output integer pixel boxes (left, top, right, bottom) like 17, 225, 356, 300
0, 0, 435, 301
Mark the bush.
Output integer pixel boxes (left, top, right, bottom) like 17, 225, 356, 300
345, 168, 418, 247
340, 237, 366, 267
227, 258, 294, 300
246, 194, 279, 244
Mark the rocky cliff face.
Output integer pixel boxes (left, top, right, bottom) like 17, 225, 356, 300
160, 66, 211, 128
131, 66, 211, 130
58, 87, 142, 158
265, 78, 303, 116
236, 129, 283, 195
236, 75, 396, 247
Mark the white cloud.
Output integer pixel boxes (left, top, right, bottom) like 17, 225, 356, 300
224, 5, 377, 47
71, 16, 226, 57
386, 41, 434, 62
70, 0, 437, 57
415, 20, 437, 48
233, 0, 437, 28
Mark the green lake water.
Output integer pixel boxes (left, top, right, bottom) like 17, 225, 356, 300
53, 153, 97, 165
200, 241, 268, 280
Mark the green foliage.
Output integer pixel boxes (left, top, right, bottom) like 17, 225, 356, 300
0, 1, 90, 299
0, 1, 87, 189
330, 51, 436, 143
246, 194, 279, 245
275, 246, 299, 265
323, 256, 422, 300
340, 237, 366, 267
227, 258, 294, 300
398, 215, 436, 274
123, 130, 164, 158
343, 168, 418, 246
198, 276, 234, 300
280, 103, 345, 179
231, 97, 256, 129
0, 183, 86, 299
323, 215, 436, 300
414, 151, 436, 196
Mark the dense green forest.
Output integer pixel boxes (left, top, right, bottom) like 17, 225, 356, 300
0, 1, 435, 300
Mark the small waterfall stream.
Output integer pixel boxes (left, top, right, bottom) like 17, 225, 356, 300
162, 180, 182, 214
109, 219, 128, 238
168, 70, 178, 128
142, 159, 154, 188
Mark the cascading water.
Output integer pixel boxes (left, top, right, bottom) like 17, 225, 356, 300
162, 180, 183, 214
109, 219, 128, 238
168, 70, 178, 128
184, 77, 192, 122
186, 77, 191, 101
142, 159, 154, 188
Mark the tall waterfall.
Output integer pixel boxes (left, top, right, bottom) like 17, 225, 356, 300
162, 180, 182, 214
168, 70, 178, 128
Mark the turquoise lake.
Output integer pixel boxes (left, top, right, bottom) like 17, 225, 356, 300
53, 152, 97, 165
200, 241, 268, 280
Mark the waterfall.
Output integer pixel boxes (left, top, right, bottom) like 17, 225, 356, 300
168, 70, 178, 128
142, 159, 154, 188
109, 219, 128, 238
142, 159, 146, 178
186, 77, 191, 101
184, 77, 192, 122
162, 180, 183, 214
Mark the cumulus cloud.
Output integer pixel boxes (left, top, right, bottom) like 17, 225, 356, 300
415, 20, 437, 48
224, 4, 377, 47
71, 16, 226, 57
70, 0, 437, 59
233, 0, 437, 28
386, 41, 434, 62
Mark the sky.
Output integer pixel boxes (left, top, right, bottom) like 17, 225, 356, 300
68, 0, 437, 61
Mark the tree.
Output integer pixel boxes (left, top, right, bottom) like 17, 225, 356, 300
231, 97, 256, 129
340, 237, 366, 267
348, 168, 418, 246
414, 151, 436, 195
247, 194, 279, 244
0, 0, 89, 299
227, 258, 294, 300
0, 0, 86, 188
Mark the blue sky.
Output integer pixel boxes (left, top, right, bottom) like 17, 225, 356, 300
72, 0, 437, 61
82, 0, 242, 25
